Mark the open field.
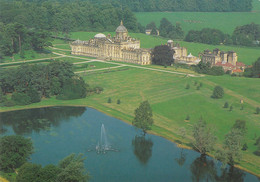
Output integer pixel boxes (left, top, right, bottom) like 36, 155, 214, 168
135, 0, 260, 34
60, 32, 260, 65
1, 49, 260, 175
1, 50, 55, 63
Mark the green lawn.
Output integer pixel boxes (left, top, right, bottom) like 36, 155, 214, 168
1, 50, 55, 63
135, 0, 260, 35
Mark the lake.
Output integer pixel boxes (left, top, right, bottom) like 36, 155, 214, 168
0, 107, 259, 182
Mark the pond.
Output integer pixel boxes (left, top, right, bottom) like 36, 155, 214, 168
0, 107, 259, 182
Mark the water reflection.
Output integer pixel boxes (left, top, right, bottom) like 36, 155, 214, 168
132, 135, 153, 165
0, 107, 86, 135
190, 155, 217, 182
190, 155, 246, 182
175, 149, 186, 167
216, 166, 245, 182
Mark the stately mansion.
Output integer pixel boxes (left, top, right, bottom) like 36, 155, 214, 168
167, 40, 200, 65
70, 21, 151, 65
200, 48, 245, 72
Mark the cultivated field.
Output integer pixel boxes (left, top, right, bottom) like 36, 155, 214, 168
135, 0, 260, 34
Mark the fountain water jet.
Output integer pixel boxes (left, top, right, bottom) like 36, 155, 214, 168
95, 124, 118, 154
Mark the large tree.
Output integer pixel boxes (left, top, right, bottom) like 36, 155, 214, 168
132, 100, 154, 135
57, 153, 89, 182
211, 86, 224, 99
152, 45, 174, 66
192, 117, 216, 155
219, 128, 244, 166
0, 135, 33, 172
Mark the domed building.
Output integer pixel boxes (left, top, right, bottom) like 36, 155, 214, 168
70, 21, 151, 65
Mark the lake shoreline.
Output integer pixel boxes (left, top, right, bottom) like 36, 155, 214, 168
1, 104, 260, 178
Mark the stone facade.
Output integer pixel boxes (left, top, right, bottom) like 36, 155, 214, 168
200, 48, 246, 72
70, 21, 151, 65
200, 48, 237, 66
167, 40, 200, 65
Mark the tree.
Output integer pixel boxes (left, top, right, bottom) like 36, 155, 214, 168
256, 107, 260, 114
242, 143, 248, 151
151, 45, 174, 66
224, 101, 229, 108
117, 99, 121, 104
0, 135, 33, 172
57, 153, 89, 182
16, 163, 41, 182
132, 100, 153, 135
232, 120, 247, 137
179, 127, 186, 144
244, 58, 260, 78
223, 128, 244, 165
11, 92, 31, 105
146, 21, 157, 30
38, 164, 61, 182
229, 105, 233, 111
107, 97, 112, 103
212, 86, 224, 99
57, 77, 87, 100
192, 117, 216, 155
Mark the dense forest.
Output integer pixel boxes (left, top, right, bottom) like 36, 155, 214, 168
15, 0, 253, 12
0, 0, 142, 33
0, 61, 90, 106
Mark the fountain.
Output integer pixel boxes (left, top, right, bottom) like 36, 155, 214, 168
94, 124, 118, 154
96, 124, 110, 153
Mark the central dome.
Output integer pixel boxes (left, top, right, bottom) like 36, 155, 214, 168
94, 33, 106, 39
116, 20, 127, 33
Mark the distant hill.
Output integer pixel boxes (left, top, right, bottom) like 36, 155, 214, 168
71, 0, 253, 12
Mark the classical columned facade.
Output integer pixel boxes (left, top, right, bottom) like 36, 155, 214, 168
70, 21, 151, 65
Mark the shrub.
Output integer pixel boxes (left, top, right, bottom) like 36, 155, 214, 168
242, 143, 248, 151
11, 92, 31, 105
229, 105, 233, 111
196, 86, 200, 90
117, 99, 121, 104
224, 101, 229, 108
185, 115, 190, 120
4, 100, 16, 107
107, 97, 112, 103
94, 86, 104, 94
211, 86, 224, 99
186, 84, 190, 89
